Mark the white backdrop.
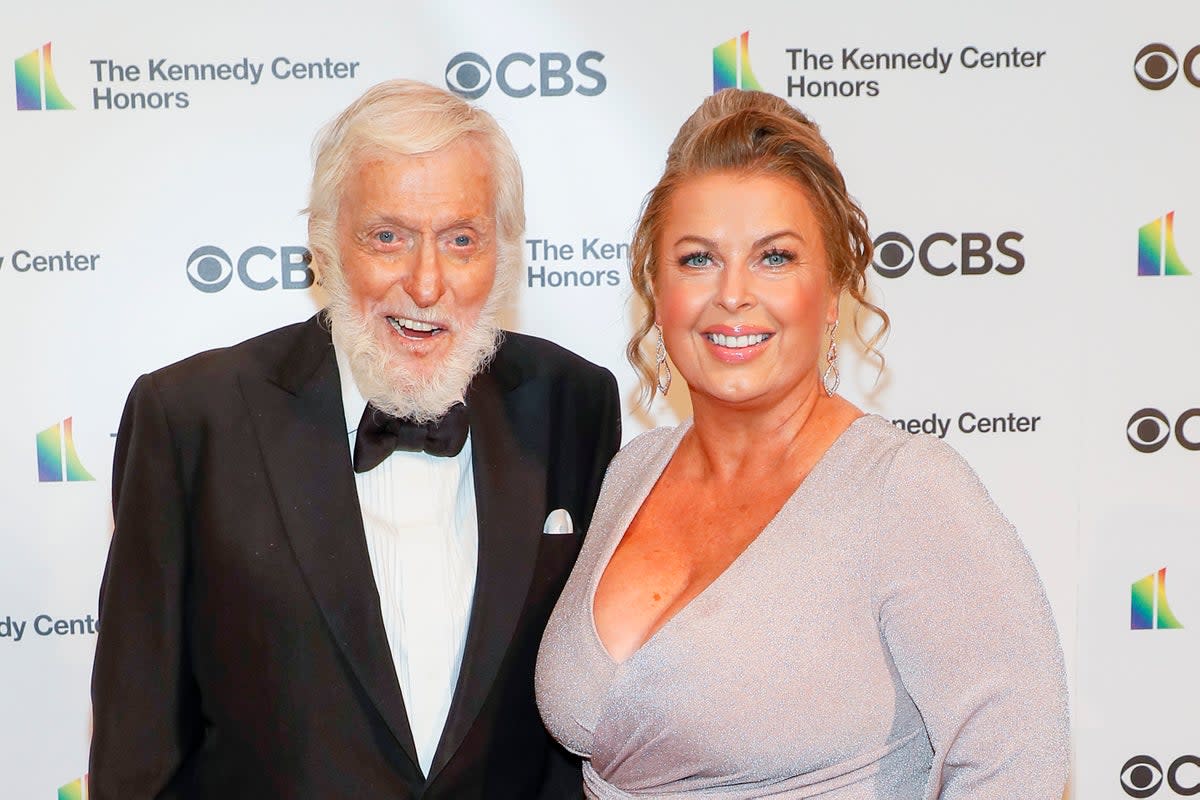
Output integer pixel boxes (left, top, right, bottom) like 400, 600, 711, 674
3, 1, 1198, 797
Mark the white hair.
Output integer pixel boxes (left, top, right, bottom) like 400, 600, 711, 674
307, 79, 524, 309
305, 79, 524, 421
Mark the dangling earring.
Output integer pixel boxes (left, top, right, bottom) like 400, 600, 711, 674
822, 319, 840, 397
654, 323, 672, 396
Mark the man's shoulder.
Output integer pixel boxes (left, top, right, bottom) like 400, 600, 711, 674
146, 314, 325, 393
493, 330, 613, 387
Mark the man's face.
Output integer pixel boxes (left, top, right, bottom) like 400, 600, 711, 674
334, 137, 498, 385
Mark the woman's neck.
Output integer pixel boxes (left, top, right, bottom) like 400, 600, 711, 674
681, 380, 859, 485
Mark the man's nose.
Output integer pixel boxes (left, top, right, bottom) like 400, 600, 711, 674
404, 238, 446, 308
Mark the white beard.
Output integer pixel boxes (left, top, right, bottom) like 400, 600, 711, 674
327, 294, 502, 425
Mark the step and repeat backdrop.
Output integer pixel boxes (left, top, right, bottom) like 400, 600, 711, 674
2, 1, 1197, 797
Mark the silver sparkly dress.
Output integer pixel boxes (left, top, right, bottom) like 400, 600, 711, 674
535, 416, 1069, 799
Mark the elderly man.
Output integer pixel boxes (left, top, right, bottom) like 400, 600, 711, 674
89, 80, 620, 799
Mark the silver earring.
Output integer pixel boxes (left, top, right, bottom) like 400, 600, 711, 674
654, 324, 672, 396
822, 319, 840, 397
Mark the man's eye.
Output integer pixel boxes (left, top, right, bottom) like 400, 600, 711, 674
453, 234, 472, 247
376, 231, 396, 244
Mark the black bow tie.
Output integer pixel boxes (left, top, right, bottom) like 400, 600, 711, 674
353, 402, 469, 472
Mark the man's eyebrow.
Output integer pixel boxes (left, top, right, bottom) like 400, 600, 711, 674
441, 217, 486, 230
360, 213, 417, 228
356, 214, 490, 231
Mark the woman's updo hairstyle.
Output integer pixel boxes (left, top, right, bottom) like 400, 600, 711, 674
627, 89, 887, 401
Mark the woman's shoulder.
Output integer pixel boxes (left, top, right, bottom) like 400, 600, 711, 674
849, 416, 1015, 555
843, 414, 982, 488
605, 421, 689, 477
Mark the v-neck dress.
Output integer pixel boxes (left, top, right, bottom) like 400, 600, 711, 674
535, 416, 1069, 799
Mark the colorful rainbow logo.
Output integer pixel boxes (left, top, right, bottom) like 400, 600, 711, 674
1138, 211, 1191, 276
58, 774, 89, 800
37, 417, 95, 482
1131, 567, 1184, 630
14, 42, 74, 111
714, 31, 762, 93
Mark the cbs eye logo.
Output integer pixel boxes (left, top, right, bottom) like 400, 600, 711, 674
186, 245, 314, 293
1121, 755, 1200, 797
870, 231, 1024, 278
1127, 407, 1200, 453
444, 50, 605, 99
1135, 43, 1200, 90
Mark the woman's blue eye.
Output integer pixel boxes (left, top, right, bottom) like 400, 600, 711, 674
763, 251, 790, 266
682, 252, 712, 267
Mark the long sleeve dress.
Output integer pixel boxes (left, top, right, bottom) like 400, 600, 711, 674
536, 415, 1069, 799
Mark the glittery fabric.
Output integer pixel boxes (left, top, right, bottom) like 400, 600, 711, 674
535, 415, 1069, 799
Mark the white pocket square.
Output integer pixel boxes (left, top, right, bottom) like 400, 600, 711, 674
543, 508, 574, 535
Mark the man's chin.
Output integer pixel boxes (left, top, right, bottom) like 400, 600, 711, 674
386, 360, 446, 387
363, 359, 464, 422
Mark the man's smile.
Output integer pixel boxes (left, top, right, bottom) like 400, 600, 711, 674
387, 315, 447, 340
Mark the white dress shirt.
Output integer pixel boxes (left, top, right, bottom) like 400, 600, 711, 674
335, 345, 479, 776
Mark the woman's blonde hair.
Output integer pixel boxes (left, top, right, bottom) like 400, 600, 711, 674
628, 89, 887, 402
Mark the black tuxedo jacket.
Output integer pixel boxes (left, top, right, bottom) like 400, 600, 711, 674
90, 314, 620, 799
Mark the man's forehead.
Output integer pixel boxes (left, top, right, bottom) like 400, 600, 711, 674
341, 142, 496, 221
351, 134, 491, 173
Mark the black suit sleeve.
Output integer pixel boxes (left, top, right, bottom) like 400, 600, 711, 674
90, 373, 201, 799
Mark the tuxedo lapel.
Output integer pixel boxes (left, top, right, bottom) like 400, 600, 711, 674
238, 315, 421, 771
427, 360, 547, 781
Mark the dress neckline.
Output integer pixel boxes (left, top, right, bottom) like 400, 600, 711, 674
588, 414, 878, 666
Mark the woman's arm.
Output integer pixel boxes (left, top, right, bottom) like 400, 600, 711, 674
872, 435, 1070, 800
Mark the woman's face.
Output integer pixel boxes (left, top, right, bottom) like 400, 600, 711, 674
654, 170, 838, 410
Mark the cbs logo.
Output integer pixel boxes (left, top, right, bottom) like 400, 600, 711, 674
1135, 43, 1200, 90
870, 231, 1024, 278
444, 51, 606, 99
186, 245, 314, 293
1127, 408, 1200, 453
1121, 755, 1200, 797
